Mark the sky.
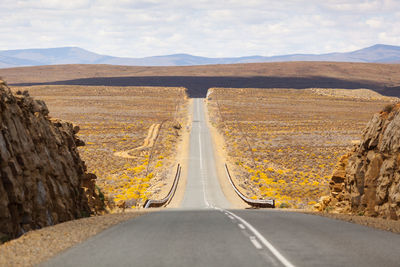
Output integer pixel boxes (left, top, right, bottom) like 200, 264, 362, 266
0, 0, 399, 58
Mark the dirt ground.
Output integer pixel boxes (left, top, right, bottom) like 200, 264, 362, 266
207, 87, 397, 208
0, 211, 148, 267
165, 99, 192, 208
11, 85, 189, 209
2, 62, 400, 88
305, 211, 400, 234
3, 61, 400, 97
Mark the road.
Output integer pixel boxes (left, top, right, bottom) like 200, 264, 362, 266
180, 98, 231, 209
42, 98, 400, 267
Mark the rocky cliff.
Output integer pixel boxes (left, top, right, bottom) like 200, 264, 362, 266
317, 103, 400, 220
0, 79, 101, 240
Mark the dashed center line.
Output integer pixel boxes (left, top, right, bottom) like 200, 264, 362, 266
197, 117, 210, 208
215, 205, 296, 267
192, 99, 294, 266
249, 236, 263, 250
238, 223, 245, 230
222, 209, 296, 267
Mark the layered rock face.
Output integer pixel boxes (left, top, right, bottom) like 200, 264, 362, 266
0, 80, 100, 239
318, 103, 400, 220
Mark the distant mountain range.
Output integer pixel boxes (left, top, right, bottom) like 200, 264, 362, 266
1, 44, 400, 68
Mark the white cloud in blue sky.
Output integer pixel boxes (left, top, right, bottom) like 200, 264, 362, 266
0, 0, 399, 57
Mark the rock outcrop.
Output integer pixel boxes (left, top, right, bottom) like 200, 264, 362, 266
316, 103, 400, 220
0, 79, 102, 240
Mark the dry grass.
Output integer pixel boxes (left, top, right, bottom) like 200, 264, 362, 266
2, 62, 400, 98
11, 85, 189, 209
2, 62, 400, 86
207, 88, 395, 208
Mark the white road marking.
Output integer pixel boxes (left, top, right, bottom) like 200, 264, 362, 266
198, 133, 203, 170
223, 209, 296, 267
195, 98, 291, 265
197, 100, 209, 208
196, 98, 201, 120
249, 236, 263, 250
194, 98, 291, 264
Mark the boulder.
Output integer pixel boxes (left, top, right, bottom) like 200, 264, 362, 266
319, 103, 400, 219
0, 80, 102, 239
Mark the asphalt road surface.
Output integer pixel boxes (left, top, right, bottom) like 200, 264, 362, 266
180, 98, 231, 209
42, 98, 400, 267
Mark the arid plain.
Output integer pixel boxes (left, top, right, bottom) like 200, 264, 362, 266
3, 62, 400, 210
11, 85, 189, 210
3, 61, 400, 97
2, 62, 400, 266
207, 87, 395, 208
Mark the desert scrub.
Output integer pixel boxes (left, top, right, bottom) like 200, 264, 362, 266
19, 85, 188, 209
208, 88, 393, 208
382, 103, 394, 113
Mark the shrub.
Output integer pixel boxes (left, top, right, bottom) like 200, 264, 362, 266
0, 233, 10, 244
383, 104, 394, 113
0, 77, 8, 86
80, 210, 91, 218
279, 202, 291, 208
95, 185, 105, 203
324, 206, 333, 213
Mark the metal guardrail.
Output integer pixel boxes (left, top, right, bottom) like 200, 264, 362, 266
225, 163, 275, 208
143, 164, 181, 208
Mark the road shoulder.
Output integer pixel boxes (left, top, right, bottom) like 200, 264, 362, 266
0, 211, 148, 267
205, 98, 249, 209
167, 99, 193, 208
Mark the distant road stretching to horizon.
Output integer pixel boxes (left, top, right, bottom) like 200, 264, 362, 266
42, 99, 400, 267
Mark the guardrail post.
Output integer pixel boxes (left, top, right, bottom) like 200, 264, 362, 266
225, 163, 275, 208
144, 164, 181, 208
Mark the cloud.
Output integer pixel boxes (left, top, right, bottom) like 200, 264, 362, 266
13, 0, 92, 9
366, 18, 383, 28
0, 0, 399, 57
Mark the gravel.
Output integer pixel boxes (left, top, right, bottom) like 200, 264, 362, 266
0, 211, 148, 267
303, 211, 400, 234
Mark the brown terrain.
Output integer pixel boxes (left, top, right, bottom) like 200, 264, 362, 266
318, 102, 400, 220
1, 61, 400, 265
1, 62, 400, 97
10, 85, 189, 210
0, 80, 102, 241
0, 211, 146, 267
0, 78, 188, 265
207, 87, 396, 208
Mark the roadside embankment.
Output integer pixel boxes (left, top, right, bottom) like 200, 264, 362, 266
317, 102, 400, 220
0, 79, 103, 242
0, 211, 147, 266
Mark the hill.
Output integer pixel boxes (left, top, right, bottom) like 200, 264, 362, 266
1, 44, 400, 68
2, 61, 400, 97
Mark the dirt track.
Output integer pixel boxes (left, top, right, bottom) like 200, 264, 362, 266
113, 123, 160, 159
